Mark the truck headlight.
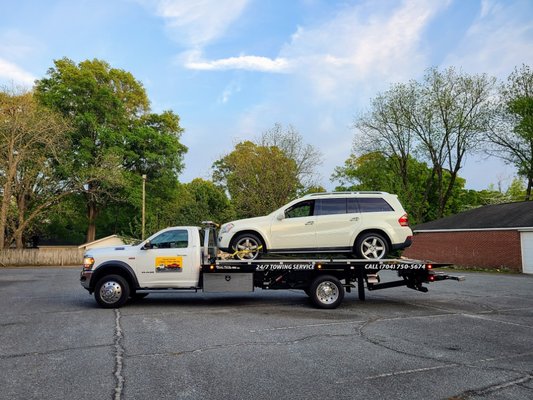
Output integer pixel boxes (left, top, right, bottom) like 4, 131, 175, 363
220, 223, 234, 235
83, 256, 95, 270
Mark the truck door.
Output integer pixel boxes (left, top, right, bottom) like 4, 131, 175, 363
136, 228, 199, 288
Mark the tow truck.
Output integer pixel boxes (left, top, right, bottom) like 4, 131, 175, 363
80, 223, 463, 309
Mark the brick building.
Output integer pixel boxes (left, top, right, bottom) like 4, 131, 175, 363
403, 201, 533, 273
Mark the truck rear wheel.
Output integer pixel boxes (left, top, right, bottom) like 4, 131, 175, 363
94, 274, 130, 308
309, 275, 344, 309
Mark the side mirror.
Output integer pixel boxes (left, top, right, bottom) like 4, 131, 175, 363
276, 213, 285, 221
142, 240, 152, 250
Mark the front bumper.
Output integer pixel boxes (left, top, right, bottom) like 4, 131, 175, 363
80, 270, 93, 291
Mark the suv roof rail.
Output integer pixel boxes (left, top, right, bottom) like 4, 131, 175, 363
303, 191, 389, 197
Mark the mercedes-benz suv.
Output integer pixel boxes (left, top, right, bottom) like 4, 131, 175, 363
218, 191, 413, 260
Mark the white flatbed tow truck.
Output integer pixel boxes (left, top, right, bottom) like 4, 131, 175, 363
80, 223, 463, 309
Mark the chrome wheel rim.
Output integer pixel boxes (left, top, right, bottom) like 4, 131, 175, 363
316, 282, 339, 304
235, 237, 260, 260
361, 237, 386, 259
99, 281, 123, 304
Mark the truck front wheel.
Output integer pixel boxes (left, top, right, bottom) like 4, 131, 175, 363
309, 275, 344, 309
94, 274, 130, 308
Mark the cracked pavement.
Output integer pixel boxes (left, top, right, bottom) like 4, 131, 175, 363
0, 267, 532, 399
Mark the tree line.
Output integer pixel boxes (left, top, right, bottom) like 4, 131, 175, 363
335, 65, 532, 223
0, 59, 531, 249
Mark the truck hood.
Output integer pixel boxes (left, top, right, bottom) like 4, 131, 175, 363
84, 245, 134, 257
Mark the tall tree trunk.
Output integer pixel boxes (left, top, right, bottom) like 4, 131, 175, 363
15, 195, 26, 249
86, 202, 98, 243
0, 187, 9, 250
0, 170, 16, 250
14, 231, 24, 249
527, 176, 532, 201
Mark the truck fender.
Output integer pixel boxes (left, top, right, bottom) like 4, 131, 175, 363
89, 261, 139, 291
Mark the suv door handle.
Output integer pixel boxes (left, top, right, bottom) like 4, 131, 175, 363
305, 221, 314, 225
350, 217, 359, 222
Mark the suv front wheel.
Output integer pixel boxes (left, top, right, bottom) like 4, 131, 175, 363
355, 232, 389, 260
231, 233, 264, 260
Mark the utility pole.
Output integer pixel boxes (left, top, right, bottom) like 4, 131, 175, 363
142, 174, 147, 240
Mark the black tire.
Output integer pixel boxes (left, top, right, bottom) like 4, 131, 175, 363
231, 232, 264, 260
354, 232, 389, 260
309, 275, 344, 309
94, 274, 130, 308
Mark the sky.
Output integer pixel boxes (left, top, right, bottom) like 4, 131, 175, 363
1, 0, 533, 191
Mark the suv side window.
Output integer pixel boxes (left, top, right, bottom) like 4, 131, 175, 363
347, 198, 359, 213
285, 200, 314, 218
357, 198, 394, 212
151, 229, 189, 248
315, 198, 347, 216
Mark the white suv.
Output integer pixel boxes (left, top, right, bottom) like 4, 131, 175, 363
218, 192, 413, 260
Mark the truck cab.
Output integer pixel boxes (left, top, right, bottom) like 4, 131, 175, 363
80, 226, 215, 307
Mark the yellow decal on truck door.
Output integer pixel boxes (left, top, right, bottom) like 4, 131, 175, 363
155, 256, 183, 272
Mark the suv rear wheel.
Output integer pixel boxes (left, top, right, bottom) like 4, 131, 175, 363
355, 232, 389, 260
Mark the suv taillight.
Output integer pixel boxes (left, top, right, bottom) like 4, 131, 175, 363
398, 214, 409, 227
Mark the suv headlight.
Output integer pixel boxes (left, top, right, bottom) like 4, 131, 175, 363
83, 256, 95, 270
220, 223, 234, 235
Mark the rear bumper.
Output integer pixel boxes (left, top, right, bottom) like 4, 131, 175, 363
391, 236, 413, 251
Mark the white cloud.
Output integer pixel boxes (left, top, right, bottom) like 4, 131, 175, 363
138, 0, 249, 46
0, 58, 35, 86
219, 80, 241, 104
277, 0, 451, 99
176, 0, 449, 80
444, 0, 533, 78
184, 51, 291, 73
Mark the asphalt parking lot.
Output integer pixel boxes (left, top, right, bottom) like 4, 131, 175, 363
0, 267, 532, 400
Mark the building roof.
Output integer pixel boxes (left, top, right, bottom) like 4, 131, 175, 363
414, 201, 533, 232
78, 234, 123, 249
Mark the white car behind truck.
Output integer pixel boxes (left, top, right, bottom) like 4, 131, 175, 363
80, 223, 463, 309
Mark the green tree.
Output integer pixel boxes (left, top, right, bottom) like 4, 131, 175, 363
0, 88, 71, 249
506, 178, 527, 201
35, 58, 186, 242
355, 66, 495, 218
213, 141, 299, 218
258, 123, 323, 192
332, 152, 466, 224
486, 64, 533, 200
173, 179, 235, 226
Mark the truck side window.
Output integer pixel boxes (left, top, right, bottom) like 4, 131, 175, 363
151, 230, 189, 248
285, 200, 314, 218
315, 198, 347, 216
357, 198, 394, 212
